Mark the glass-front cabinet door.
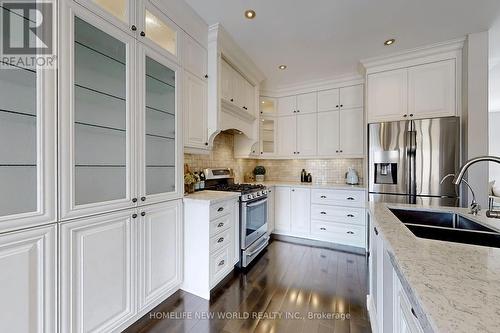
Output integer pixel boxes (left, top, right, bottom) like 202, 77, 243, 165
0, 8, 56, 232
75, 0, 136, 34
260, 118, 277, 156
59, 3, 136, 220
137, 45, 181, 204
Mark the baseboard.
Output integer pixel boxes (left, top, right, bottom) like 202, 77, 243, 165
271, 233, 366, 255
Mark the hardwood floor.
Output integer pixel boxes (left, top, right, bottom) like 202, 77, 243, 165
125, 240, 372, 333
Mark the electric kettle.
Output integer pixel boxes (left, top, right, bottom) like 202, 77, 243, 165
345, 167, 359, 185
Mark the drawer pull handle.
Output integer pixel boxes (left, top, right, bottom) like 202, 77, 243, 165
218, 260, 225, 266
411, 308, 418, 318
374, 227, 379, 235
347, 231, 355, 235
347, 214, 354, 217
347, 197, 355, 201
217, 207, 224, 212
217, 222, 224, 228
217, 237, 224, 243
320, 227, 327, 231
320, 212, 327, 215
320, 195, 327, 199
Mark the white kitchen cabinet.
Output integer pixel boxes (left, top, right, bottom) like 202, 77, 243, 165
277, 115, 297, 156
274, 187, 291, 232
367, 59, 456, 123
60, 2, 182, 220
184, 70, 208, 148
339, 108, 364, 156
260, 117, 277, 156
340, 85, 364, 109
137, 200, 182, 311
0, 16, 56, 232
60, 209, 136, 333
408, 60, 455, 119
0, 225, 56, 333
183, 34, 207, 79
220, 60, 233, 102
367, 68, 408, 123
393, 271, 424, 333
296, 113, 318, 156
290, 188, 311, 235
318, 88, 340, 112
297, 92, 318, 114
220, 59, 255, 117
260, 97, 277, 115
277, 95, 297, 115
317, 111, 340, 156
267, 187, 275, 235
76, 0, 135, 34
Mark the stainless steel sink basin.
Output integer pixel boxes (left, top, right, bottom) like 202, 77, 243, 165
389, 208, 500, 248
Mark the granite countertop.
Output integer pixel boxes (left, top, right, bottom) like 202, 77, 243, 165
369, 202, 500, 333
252, 180, 366, 191
183, 190, 240, 204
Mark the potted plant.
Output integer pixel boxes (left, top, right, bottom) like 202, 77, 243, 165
253, 166, 266, 182
184, 172, 196, 194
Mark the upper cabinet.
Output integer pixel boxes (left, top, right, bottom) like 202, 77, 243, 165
318, 85, 363, 111
59, 2, 182, 220
260, 97, 277, 115
77, 0, 180, 63
0, 9, 56, 233
367, 59, 457, 123
183, 35, 208, 80
220, 59, 256, 118
277, 92, 317, 115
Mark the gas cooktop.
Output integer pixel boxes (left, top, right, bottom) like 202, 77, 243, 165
211, 183, 266, 195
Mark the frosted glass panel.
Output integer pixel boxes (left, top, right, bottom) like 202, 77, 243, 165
74, 17, 127, 205
93, 0, 127, 23
0, 62, 37, 216
145, 56, 176, 195
145, 10, 177, 56
261, 119, 275, 154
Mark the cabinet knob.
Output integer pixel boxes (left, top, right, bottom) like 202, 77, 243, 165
336, 105, 339, 108
204, 74, 208, 79
243, 106, 247, 110
132, 198, 138, 203
217, 222, 224, 228
131, 25, 137, 31
403, 114, 408, 118
141, 212, 146, 217
205, 142, 209, 146
141, 196, 146, 202
291, 189, 295, 192
339, 150, 343, 153
409, 114, 414, 117
260, 152, 263, 154
374, 227, 379, 235
132, 213, 138, 219
411, 308, 418, 318
218, 260, 225, 266
230, 98, 234, 102
296, 110, 300, 113
217, 237, 224, 243
140, 31, 146, 37
340, 104, 343, 108
336, 150, 339, 153
217, 207, 224, 212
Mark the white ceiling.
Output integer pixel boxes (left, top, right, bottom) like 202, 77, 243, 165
184, 0, 500, 90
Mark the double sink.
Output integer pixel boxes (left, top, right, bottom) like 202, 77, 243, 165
390, 208, 500, 248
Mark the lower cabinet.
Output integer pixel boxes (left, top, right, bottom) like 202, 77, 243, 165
290, 187, 311, 235
0, 225, 57, 333
267, 186, 275, 235
274, 186, 291, 232
368, 218, 424, 333
60, 200, 182, 333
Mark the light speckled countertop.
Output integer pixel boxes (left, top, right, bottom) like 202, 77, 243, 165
369, 202, 500, 333
252, 180, 366, 191
183, 190, 240, 204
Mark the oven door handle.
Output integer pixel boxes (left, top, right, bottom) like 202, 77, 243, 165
246, 236, 270, 256
245, 198, 268, 208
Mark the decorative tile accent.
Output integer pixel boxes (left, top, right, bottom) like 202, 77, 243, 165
185, 133, 364, 184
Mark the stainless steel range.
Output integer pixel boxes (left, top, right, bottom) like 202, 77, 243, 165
203, 168, 269, 268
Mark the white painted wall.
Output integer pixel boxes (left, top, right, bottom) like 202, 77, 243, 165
489, 17, 500, 190
466, 32, 489, 207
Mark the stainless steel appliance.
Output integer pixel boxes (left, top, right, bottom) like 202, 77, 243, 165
368, 117, 460, 206
203, 168, 269, 268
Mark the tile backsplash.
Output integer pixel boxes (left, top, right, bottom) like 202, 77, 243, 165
184, 133, 365, 184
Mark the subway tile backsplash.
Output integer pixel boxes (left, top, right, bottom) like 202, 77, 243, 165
184, 133, 364, 184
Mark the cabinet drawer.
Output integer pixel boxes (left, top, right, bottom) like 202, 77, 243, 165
311, 189, 365, 207
210, 200, 234, 220
209, 214, 233, 237
209, 228, 233, 253
311, 205, 365, 225
311, 221, 365, 248
210, 245, 231, 286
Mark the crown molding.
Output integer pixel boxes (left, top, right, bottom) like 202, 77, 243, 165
360, 37, 466, 74
261, 73, 364, 97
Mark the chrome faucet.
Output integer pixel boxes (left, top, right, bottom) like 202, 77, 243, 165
440, 173, 480, 215
450, 156, 500, 218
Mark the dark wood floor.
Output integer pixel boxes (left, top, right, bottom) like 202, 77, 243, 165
125, 240, 372, 333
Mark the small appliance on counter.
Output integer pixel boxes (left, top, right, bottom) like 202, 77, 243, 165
301, 169, 312, 183
345, 167, 359, 185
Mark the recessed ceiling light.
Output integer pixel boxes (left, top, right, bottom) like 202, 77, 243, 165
245, 10, 256, 19
384, 38, 396, 46
278, 65, 287, 70
261, 101, 266, 104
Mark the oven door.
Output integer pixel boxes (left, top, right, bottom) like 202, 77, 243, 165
241, 197, 268, 249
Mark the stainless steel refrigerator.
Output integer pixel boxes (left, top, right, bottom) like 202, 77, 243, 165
368, 117, 460, 206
